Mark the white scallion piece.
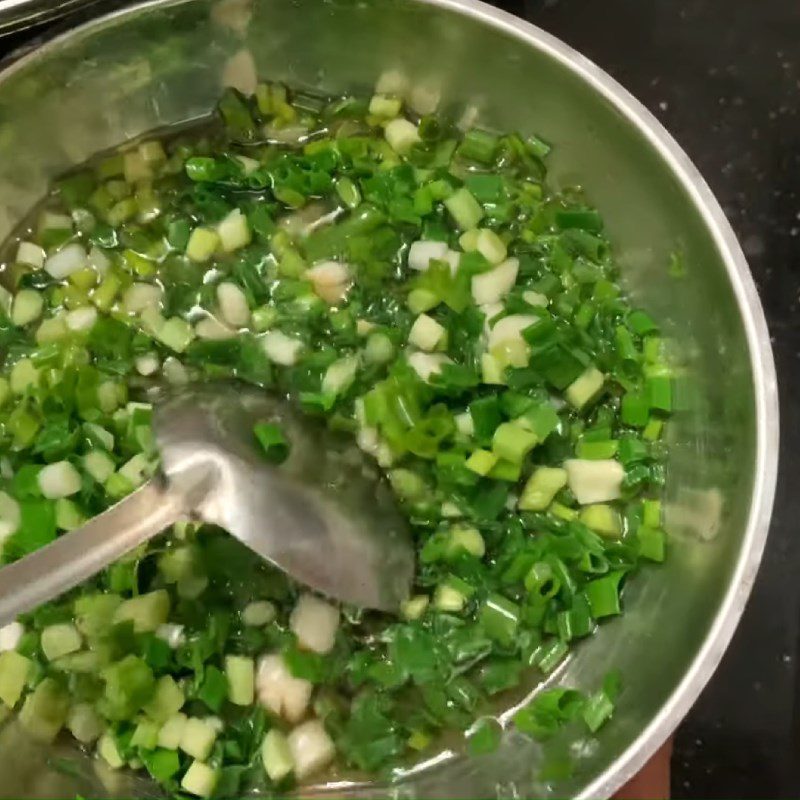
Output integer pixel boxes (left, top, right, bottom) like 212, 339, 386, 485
445, 249, 461, 275
256, 654, 313, 723
356, 319, 375, 336
87, 245, 111, 275
35, 315, 68, 345
38, 461, 82, 499
65, 306, 98, 332
16, 241, 45, 268
180, 761, 217, 798
286, 719, 335, 780
368, 94, 402, 119
195, 316, 236, 341
135, 353, 160, 376
261, 729, 294, 782
157, 713, 187, 749
163, 357, 190, 386
384, 118, 421, 154
123, 283, 163, 315
83, 451, 115, 484
475, 229, 507, 265
407, 240, 448, 271
222, 48, 258, 95
38, 211, 72, 233
304, 260, 349, 286
156, 624, 186, 649
84, 423, 114, 451
216, 282, 250, 327
471, 257, 519, 305
11, 289, 44, 327
10, 358, 39, 394
123, 150, 151, 183
139, 140, 166, 164
186, 228, 220, 263
262, 331, 303, 366
289, 594, 340, 655
44, 243, 87, 279
407, 351, 452, 383
0, 621, 24, 652
118, 454, 151, 488
0, 491, 20, 545
235, 155, 260, 175
39, 211, 72, 233
564, 459, 625, 505
217, 209, 252, 253
321, 356, 359, 396
67, 704, 104, 745
304, 260, 351, 305
263, 122, 309, 145
454, 412, 474, 437
409, 83, 441, 115
242, 601, 276, 627
523, 289, 549, 307
487, 314, 537, 354
356, 426, 380, 458
408, 313, 445, 351
158, 318, 195, 353
375, 68, 409, 96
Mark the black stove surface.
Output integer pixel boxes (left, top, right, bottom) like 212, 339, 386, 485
2, 1, 799, 796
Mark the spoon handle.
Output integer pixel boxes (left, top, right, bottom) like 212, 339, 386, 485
0, 480, 184, 627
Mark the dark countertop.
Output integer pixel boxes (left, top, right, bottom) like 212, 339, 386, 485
508, 1, 799, 796
2, 1, 799, 796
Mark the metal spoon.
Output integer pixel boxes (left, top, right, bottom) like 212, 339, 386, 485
0, 384, 415, 626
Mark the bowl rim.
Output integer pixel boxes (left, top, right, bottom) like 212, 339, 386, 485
0, 0, 780, 796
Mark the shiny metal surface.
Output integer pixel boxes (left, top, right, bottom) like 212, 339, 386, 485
0, 0, 104, 34
0, 385, 414, 622
0, 0, 778, 798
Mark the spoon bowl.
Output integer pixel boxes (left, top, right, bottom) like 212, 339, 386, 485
154, 384, 415, 610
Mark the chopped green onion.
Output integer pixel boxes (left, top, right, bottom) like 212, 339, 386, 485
554, 209, 603, 233
465, 449, 498, 476
444, 187, 484, 230
621, 392, 649, 427
565, 366, 605, 410
467, 717, 503, 756
582, 689, 615, 733
533, 639, 569, 674
0, 79, 673, 791
628, 310, 658, 336
576, 439, 619, 460
518, 467, 567, 512
253, 422, 290, 464
492, 422, 538, 464
578, 504, 621, 538
479, 594, 520, 645
637, 526, 666, 562
646, 374, 673, 412
584, 572, 624, 618
642, 499, 662, 528
459, 129, 499, 164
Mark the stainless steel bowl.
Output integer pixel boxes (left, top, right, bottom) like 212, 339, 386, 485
0, 0, 779, 797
